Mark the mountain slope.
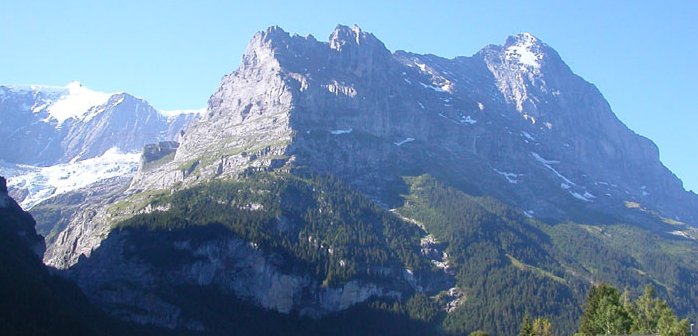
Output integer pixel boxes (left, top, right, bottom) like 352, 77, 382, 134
35, 25, 698, 335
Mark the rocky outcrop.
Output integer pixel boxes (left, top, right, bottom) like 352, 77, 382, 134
141, 141, 179, 165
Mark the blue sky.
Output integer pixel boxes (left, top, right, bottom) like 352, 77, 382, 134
1, 0, 696, 192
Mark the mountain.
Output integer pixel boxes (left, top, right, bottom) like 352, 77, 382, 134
0, 82, 199, 207
129, 25, 697, 224
28, 25, 698, 335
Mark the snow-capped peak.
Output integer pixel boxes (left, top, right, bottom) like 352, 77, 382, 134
505, 32, 544, 69
46, 82, 113, 124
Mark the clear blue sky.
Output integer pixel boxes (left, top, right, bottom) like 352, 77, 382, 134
1, 1, 696, 192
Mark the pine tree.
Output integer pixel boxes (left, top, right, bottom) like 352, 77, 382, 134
577, 284, 631, 335
532, 317, 552, 336
577, 283, 690, 336
519, 314, 533, 336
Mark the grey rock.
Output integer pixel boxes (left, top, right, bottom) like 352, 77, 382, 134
69, 229, 407, 329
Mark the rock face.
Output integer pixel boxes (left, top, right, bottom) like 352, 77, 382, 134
39, 176, 132, 268
132, 24, 697, 224
38, 25, 698, 331
69, 227, 404, 329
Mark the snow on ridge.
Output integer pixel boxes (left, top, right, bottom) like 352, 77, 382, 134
46, 82, 114, 124
2, 147, 140, 209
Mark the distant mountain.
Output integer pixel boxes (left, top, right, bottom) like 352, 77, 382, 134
0, 82, 199, 207
28, 25, 698, 335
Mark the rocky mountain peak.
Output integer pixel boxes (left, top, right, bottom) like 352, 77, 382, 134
502, 32, 547, 69
329, 24, 375, 50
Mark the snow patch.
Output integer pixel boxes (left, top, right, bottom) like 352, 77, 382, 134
394, 138, 415, 146
477, 102, 485, 111
438, 113, 459, 125
493, 168, 519, 184
461, 115, 477, 125
670, 231, 693, 240
419, 82, 447, 93
330, 128, 353, 135
521, 131, 535, 141
505, 33, 542, 69
531, 152, 559, 165
532, 152, 577, 187
583, 191, 596, 199
570, 191, 591, 202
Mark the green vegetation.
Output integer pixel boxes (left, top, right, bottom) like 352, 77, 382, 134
177, 158, 199, 174
519, 315, 553, 336
397, 175, 583, 335
394, 174, 698, 335
28, 170, 697, 335
115, 172, 431, 286
576, 284, 690, 336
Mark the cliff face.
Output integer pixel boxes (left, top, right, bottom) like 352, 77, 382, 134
132, 25, 696, 222
69, 227, 408, 329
